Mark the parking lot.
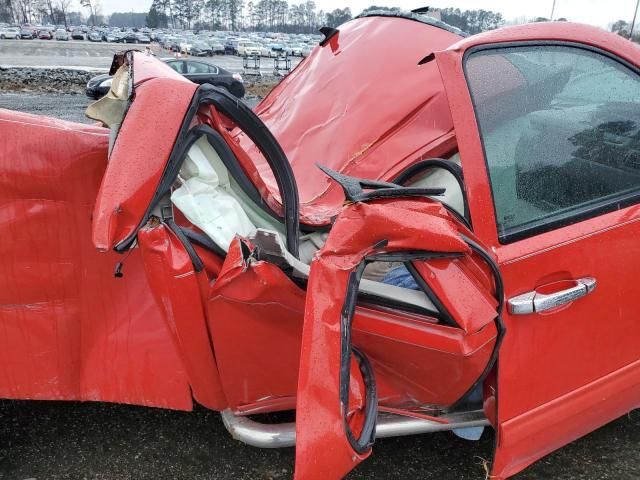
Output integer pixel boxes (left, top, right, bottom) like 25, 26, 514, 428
0, 38, 302, 74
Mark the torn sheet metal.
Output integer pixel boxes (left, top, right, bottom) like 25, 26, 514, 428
294, 198, 499, 479
204, 230, 497, 418
92, 73, 198, 252
138, 223, 228, 410
206, 237, 307, 413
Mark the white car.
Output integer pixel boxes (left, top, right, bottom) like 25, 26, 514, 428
54, 28, 69, 41
237, 41, 261, 57
259, 44, 272, 57
289, 44, 304, 56
0, 26, 20, 40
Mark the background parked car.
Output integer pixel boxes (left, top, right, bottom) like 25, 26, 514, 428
54, 28, 69, 41
71, 29, 84, 40
191, 41, 212, 56
208, 40, 225, 55
103, 31, 118, 42
0, 26, 20, 39
19, 28, 33, 39
85, 58, 245, 99
268, 43, 285, 56
178, 39, 193, 54
237, 41, 261, 56
224, 39, 238, 55
115, 32, 138, 44
87, 31, 101, 42
37, 30, 52, 40
288, 44, 305, 56
135, 32, 151, 44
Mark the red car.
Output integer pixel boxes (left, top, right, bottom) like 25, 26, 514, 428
1, 13, 639, 480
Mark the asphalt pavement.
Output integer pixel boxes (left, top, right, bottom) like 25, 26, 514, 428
0, 39, 301, 74
0, 400, 637, 480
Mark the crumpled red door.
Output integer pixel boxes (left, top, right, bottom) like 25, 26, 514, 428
294, 198, 502, 479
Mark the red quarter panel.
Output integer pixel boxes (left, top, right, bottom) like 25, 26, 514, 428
0, 109, 192, 409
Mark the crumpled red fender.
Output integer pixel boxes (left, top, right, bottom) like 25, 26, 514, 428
206, 237, 366, 414
294, 199, 471, 480
137, 223, 227, 410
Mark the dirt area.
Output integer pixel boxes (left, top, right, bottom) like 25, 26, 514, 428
0, 67, 93, 94
246, 78, 280, 97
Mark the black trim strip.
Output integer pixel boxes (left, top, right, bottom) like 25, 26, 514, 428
199, 86, 300, 257
393, 157, 471, 228
179, 226, 227, 258
319, 26, 339, 46
355, 10, 467, 37
165, 218, 204, 272
340, 261, 377, 454
318, 164, 445, 203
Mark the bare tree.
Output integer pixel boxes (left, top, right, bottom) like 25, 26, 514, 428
80, 0, 100, 26
57, 0, 70, 27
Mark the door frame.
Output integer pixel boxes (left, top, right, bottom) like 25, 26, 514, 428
434, 22, 640, 478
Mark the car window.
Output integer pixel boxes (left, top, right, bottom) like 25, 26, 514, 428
208, 64, 219, 74
166, 61, 183, 73
465, 45, 640, 242
185, 61, 210, 74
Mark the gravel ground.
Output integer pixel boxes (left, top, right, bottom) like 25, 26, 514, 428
0, 93, 260, 122
0, 400, 637, 480
0, 93, 92, 122
0, 85, 638, 480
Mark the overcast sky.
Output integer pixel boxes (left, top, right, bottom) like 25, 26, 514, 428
96, 0, 639, 28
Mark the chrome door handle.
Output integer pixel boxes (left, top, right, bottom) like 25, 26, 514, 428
508, 277, 596, 315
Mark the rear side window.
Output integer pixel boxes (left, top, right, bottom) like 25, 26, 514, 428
166, 61, 183, 73
185, 61, 210, 74
465, 45, 640, 242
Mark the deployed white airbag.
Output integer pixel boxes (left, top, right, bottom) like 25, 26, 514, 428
171, 138, 256, 251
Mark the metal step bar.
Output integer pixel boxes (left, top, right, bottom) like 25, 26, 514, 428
221, 409, 490, 448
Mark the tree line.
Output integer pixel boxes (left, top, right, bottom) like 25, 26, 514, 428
7, 1, 611, 37
145, 0, 354, 32
0, 0, 102, 27
143, 2, 509, 34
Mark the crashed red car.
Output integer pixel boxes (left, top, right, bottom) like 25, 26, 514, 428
1, 12, 639, 480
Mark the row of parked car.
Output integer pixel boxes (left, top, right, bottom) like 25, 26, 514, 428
157, 31, 318, 58
0, 22, 318, 58
0, 24, 153, 43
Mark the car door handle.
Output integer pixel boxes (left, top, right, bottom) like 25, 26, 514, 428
508, 277, 596, 315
